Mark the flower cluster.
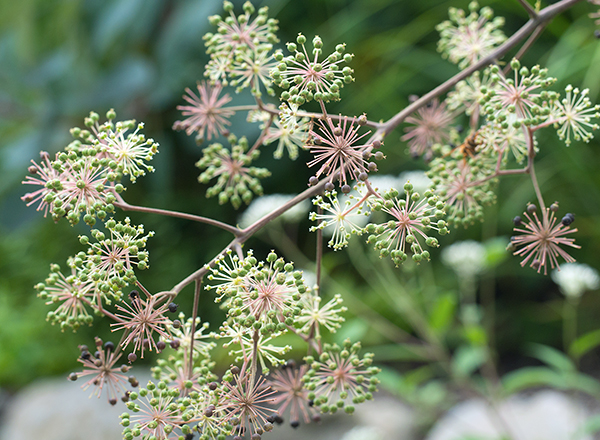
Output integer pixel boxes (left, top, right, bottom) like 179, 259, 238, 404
303, 339, 380, 414
271, 33, 354, 104
203, 1, 279, 97
22, 110, 157, 226
306, 114, 383, 188
309, 188, 370, 250
69, 336, 135, 405
510, 203, 580, 275
402, 99, 455, 157
196, 135, 271, 208
365, 182, 448, 265
174, 81, 236, 144
436, 1, 506, 69
428, 153, 496, 227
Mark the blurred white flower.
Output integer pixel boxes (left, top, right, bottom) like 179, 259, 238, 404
398, 170, 432, 194
551, 263, 600, 298
238, 194, 310, 228
441, 240, 486, 278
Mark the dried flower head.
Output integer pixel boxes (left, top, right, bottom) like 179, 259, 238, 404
402, 99, 455, 157
511, 204, 580, 275
268, 362, 319, 427
216, 364, 277, 439
111, 288, 173, 358
69, 336, 132, 405
174, 81, 235, 144
307, 115, 382, 187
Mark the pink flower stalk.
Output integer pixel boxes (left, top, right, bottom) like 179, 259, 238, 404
512, 206, 580, 275
175, 82, 235, 142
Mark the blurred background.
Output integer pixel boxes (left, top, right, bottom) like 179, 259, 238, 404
1, 0, 600, 438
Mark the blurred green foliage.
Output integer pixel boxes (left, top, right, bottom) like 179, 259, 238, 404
2, 1, 600, 422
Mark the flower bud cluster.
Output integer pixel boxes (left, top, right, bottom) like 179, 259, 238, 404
270, 33, 354, 104
196, 135, 271, 208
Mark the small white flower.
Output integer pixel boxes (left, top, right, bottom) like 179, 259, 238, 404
551, 263, 600, 298
238, 194, 310, 228
441, 240, 486, 278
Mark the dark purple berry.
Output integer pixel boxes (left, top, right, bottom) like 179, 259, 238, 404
168, 302, 178, 313
104, 341, 115, 352
513, 216, 522, 226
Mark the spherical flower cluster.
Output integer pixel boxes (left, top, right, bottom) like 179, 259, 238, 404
262, 103, 311, 160
365, 182, 447, 265
111, 289, 173, 358
268, 361, 320, 427
428, 154, 497, 227
309, 189, 370, 251
550, 85, 600, 146
196, 135, 271, 208
436, 1, 506, 69
36, 261, 95, 330
482, 61, 557, 125
122, 380, 183, 440
270, 33, 354, 104
22, 110, 157, 226
203, 0, 278, 96
303, 339, 380, 415
297, 293, 347, 341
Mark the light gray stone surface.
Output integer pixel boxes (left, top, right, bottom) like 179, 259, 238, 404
425, 390, 593, 440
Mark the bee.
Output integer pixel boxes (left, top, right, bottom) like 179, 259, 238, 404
444, 129, 482, 159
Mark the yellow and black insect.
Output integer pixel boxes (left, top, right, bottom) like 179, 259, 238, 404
444, 129, 482, 159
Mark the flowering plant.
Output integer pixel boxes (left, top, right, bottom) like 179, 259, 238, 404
17, 0, 600, 439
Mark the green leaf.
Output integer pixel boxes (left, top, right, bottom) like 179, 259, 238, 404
569, 329, 600, 360
526, 343, 575, 372
429, 292, 457, 335
369, 343, 431, 362
502, 366, 567, 395
451, 345, 488, 378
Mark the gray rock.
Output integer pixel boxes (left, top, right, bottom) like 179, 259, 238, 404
426, 390, 593, 440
